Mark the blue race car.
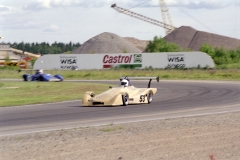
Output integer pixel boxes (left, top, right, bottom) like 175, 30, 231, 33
23, 69, 64, 82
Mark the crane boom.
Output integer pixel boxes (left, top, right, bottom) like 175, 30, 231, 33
159, 0, 174, 35
111, 4, 176, 35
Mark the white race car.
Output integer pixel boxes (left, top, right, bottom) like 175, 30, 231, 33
82, 76, 159, 106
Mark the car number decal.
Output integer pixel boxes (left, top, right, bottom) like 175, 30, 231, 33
139, 95, 145, 102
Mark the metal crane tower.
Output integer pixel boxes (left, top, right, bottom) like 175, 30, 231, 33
111, 3, 176, 35
159, 0, 174, 35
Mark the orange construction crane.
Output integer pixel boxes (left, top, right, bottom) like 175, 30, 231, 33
111, 3, 176, 35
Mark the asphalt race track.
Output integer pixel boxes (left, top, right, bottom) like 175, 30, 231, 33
1, 80, 240, 136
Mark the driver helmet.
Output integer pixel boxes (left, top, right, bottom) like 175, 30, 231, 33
36, 69, 43, 74
121, 79, 129, 87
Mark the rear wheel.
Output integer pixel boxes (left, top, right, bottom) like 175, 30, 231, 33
26, 75, 32, 81
122, 93, 129, 106
147, 91, 153, 104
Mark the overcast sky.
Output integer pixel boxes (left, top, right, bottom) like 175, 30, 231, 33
0, 0, 240, 44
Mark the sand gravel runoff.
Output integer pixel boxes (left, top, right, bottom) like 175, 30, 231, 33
1, 111, 240, 160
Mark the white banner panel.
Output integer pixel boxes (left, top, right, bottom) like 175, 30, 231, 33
34, 52, 215, 70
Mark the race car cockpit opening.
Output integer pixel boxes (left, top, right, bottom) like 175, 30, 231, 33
121, 79, 129, 87
36, 69, 43, 74
120, 76, 132, 87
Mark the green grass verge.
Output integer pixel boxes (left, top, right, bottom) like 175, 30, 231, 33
0, 82, 110, 107
1, 69, 240, 80
0, 68, 240, 107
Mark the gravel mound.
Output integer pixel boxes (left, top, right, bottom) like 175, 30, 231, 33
123, 37, 149, 52
71, 32, 142, 54
71, 26, 240, 54
164, 26, 240, 50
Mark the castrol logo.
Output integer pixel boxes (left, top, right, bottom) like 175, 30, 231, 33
103, 55, 132, 64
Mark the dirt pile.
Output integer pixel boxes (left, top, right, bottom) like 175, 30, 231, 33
123, 37, 149, 52
72, 26, 240, 54
164, 26, 240, 50
71, 32, 142, 54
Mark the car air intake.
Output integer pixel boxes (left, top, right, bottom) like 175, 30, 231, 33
93, 102, 104, 105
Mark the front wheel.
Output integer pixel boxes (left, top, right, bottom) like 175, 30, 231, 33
147, 91, 153, 104
26, 75, 32, 81
122, 93, 129, 106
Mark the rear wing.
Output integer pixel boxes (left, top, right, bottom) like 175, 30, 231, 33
18, 69, 52, 75
18, 69, 38, 72
147, 76, 159, 88
120, 76, 159, 88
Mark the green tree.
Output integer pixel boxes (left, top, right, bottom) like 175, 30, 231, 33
9, 41, 80, 55
146, 36, 182, 52
31, 57, 38, 67
200, 43, 215, 57
200, 43, 240, 65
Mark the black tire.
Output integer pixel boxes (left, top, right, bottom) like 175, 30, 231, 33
122, 93, 129, 106
147, 91, 153, 104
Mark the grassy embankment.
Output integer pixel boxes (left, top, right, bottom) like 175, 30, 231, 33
0, 68, 240, 107
1, 68, 240, 80
0, 81, 110, 107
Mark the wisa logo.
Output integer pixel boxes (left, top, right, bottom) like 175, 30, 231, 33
168, 57, 184, 62
103, 55, 132, 64
167, 54, 186, 68
60, 56, 78, 69
61, 59, 77, 64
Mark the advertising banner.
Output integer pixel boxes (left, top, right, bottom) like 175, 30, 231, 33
0, 62, 28, 68
34, 52, 215, 70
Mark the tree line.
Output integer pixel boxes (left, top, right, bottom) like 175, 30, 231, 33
145, 36, 240, 68
7, 42, 81, 55
200, 43, 240, 66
